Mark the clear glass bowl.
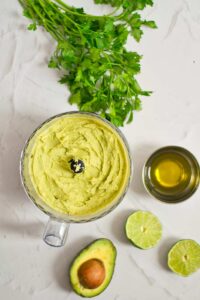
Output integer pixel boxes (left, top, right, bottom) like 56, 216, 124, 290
143, 146, 200, 203
20, 111, 133, 246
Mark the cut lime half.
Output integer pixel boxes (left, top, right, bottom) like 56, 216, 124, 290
168, 239, 200, 276
125, 211, 162, 249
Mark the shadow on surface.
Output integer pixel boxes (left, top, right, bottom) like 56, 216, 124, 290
54, 235, 96, 292
130, 143, 160, 196
0, 220, 44, 238
111, 209, 136, 244
0, 112, 51, 200
158, 236, 179, 271
0, 112, 53, 236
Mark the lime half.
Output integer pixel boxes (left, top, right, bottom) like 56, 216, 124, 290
168, 239, 200, 276
125, 211, 162, 249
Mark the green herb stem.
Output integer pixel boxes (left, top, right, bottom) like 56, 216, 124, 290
18, 0, 156, 126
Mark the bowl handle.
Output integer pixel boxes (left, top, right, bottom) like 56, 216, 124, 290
43, 217, 70, 247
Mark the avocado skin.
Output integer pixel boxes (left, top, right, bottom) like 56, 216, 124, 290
69, 238, 117, 298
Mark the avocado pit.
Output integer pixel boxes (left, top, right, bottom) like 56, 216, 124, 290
78, 259, 105, 289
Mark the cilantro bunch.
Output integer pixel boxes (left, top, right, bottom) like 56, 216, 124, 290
19, 0, 156, 126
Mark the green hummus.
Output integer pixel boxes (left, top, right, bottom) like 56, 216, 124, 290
25, 114, 130, 217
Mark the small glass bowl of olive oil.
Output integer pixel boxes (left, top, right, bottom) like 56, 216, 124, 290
143, 146, 200, 203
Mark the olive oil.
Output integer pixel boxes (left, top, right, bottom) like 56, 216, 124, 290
143, 146, 200, 203
150, 152, 191, 194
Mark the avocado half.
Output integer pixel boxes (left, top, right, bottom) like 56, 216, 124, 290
69, 238, 117, 297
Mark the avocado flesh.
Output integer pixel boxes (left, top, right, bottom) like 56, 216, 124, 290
70, 239, 117, 297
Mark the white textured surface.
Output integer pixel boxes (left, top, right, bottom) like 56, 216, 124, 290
0, 0, 200, 299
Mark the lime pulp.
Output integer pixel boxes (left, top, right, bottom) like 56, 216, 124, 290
125, 211, 162, 249
168, 239, 200, 276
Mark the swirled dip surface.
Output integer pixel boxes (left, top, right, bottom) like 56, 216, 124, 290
26, 114, 130, 216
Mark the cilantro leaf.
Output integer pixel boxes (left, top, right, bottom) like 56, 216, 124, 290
18, 0, 156, 126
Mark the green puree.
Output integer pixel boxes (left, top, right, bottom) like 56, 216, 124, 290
26, 114, 130, 216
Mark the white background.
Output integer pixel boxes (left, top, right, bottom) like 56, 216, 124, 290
0, 0, 200, 299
